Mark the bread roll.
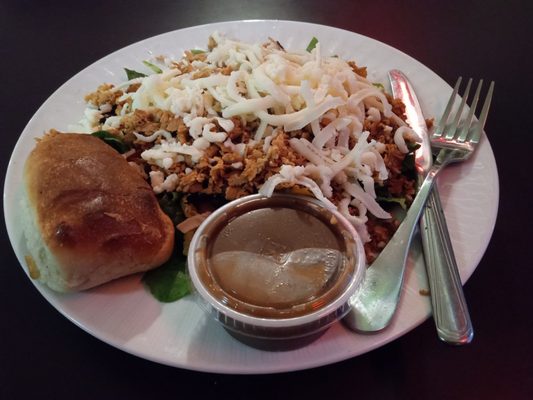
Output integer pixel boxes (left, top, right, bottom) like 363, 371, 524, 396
22, 133, 175, 292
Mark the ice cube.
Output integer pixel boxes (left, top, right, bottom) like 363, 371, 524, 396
209, 248, 342, 308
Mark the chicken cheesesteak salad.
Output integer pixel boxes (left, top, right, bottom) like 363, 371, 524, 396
60, 33, 420, 301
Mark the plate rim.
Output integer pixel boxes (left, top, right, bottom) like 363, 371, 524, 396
3, 19, 499, 374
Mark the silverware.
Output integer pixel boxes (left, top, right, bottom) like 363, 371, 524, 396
343, 77, 494, 333
389, 70, 473, 345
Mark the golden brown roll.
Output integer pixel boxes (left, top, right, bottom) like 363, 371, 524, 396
22, 133, 175, 292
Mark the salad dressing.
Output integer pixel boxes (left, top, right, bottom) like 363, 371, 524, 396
194, 195, 357, 318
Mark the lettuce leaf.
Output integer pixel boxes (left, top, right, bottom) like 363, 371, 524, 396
142, 254, 191, 302
402, 142, 421, 173
376, 196, 407, 210
157, 192, 185, 226
124, 68, 147, 80
142, 192, 192, 303
91, 130, 130, 153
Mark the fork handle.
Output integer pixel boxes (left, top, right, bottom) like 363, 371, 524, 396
420, 185, 474, 344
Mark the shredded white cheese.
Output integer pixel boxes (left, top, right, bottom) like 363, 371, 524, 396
80, 32, 408, 242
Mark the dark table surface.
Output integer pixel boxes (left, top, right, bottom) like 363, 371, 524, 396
1, 1, 532, 399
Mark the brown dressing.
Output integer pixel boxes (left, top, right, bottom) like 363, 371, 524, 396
193, 195, 357, 318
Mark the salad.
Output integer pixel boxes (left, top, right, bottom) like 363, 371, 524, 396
65, 33, 419, 301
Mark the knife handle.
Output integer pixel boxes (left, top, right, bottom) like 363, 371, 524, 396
420, 186, 474, 345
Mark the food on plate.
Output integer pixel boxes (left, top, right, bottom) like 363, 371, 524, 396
35, 33, 420, 298
22, 133, 175, 292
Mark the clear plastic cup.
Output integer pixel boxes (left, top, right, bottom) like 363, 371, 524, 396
188, 193, 366, 350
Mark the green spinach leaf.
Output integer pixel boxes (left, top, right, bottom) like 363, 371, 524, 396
402, 143, 421, 173
91, 130, 130, 153
142, 254, 191, 302
157, 192, 185, 226
376, 196, 407, 210
124, 68, 147, 80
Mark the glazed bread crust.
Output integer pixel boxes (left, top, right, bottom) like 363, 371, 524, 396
23, 133, 174, 292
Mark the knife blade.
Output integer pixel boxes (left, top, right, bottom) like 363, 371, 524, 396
388, 70, 473, 344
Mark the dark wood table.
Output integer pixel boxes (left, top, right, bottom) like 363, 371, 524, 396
2, 1, 532, 399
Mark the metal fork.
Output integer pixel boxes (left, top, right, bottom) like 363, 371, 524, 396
345, 78, 494, 332
433, 78, 494, 162
425, 77, 495, 343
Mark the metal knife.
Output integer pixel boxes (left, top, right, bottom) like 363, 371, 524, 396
388, 70, 473, 344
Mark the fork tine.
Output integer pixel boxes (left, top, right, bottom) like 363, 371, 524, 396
446, 78, 473, 140
456, 80, 483, 143
468, 81, 495, 145
434, 77, 462, 139
478, 81, 495, 130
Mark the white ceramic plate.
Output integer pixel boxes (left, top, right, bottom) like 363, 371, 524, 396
4, 20, 498, 374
